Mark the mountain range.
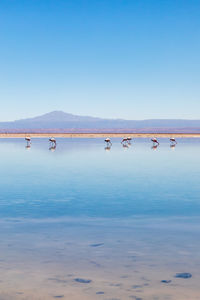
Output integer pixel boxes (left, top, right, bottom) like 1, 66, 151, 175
0, 111, 200, 133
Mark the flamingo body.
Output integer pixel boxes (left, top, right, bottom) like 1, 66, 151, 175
151, 138, 159, 144
105, 138, 111, 143
170, 138, 177, 144
49, 137, 56, 146
121, 138, 128, 143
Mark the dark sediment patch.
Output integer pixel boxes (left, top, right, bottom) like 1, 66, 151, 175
129, 256, 137, 262
124, 264, 132, 268
16, 292, 24, 295
129, 296, 143, 300
90, 260, 102, 267
43, 260, 53, 264
132, 285, 143, 289
175, 273, 192, 279
109, 283, 122, 287
140, 276, 150, 282
48, 278, 67, 284
74, 278, 92, 284
120, 275, 129, 278
161, 280, 172, 284
90, 243, 104, 247
54, 296, 64, 298
105, 298, 121, 300
96, 291, 104, 294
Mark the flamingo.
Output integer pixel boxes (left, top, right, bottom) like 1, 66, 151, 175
49, 145, 56, 152
151, 138, 159, 145
25, 136, 31, 147
121, 138, 128, 144
25, 136, 31, 143
121, 137, 132, 144
170, 138, 177, 144
121, 137, 131, 148
49, 137, 56, 146
104, 138, 112, 146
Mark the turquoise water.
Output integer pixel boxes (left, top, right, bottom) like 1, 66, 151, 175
0, 138, 200, 299
0, 138, 200, 218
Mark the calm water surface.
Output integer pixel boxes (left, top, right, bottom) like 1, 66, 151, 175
0, 138, 200, 299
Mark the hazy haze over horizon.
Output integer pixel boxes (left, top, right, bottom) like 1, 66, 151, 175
2, 110, 200, 123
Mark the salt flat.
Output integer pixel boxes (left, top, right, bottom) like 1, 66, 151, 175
0, 132, 200, 138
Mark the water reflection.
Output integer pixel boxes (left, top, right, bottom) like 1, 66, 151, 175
0, 138, 200, 299
1, 138, 200, 219
104, 145, 112, 151
151, 144, 159, 150
170, 143, 176, 150
49, 145, 56, 152
122, 143, 130, 149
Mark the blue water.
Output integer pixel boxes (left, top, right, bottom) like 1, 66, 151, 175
1, 138, 200, 299
0, 138, 200, 219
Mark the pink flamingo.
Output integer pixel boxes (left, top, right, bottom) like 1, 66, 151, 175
151, 138, 159, 145
25, 136, 31, 147
170, 138, 177, 144
25, 136, 31, 143
121, 138, 128, 144
104, 138, 112, 146
49, 137, 56, 146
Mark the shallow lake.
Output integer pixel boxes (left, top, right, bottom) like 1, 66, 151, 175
0, 138, 199, 299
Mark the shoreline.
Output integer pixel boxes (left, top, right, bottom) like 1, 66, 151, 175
0, 132, 200, 138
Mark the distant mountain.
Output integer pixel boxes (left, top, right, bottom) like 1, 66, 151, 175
0, 111, 200, 133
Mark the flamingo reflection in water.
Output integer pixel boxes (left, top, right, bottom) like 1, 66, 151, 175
170, 144, 176, 150
122, 143, 130, 149
127, 137, 132, 144
25, 144, 31, 150
49, 145, 56, 152
121, 139, 130, 149
151, 144, 159, 151
104, 145, 112, 151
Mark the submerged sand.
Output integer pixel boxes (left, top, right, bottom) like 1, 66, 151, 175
0, 217, 199, 300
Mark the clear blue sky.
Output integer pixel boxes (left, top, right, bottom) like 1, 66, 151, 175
0, 0, 200, 121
